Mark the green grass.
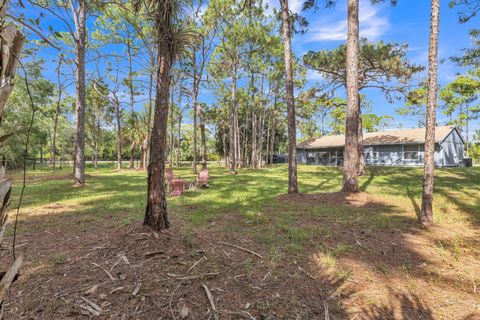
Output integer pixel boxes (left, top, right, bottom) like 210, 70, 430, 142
9, 162, 480, 240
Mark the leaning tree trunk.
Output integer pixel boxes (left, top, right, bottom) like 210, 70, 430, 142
280, 0, 298, 193
73, 0, 87, 185
342, 0, 360, 193
144, 42, 173, 231
0, 0, 25, 304
421, 0, 440, 228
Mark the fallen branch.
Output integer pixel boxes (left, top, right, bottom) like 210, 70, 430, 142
144, 250, 165, 257
167, 272, 219, 281
80, 296, 102, 314
132, 282, 142, 296
219, 242, 263, 259
187, 257, 204, 273
91, 262, 115, 281
0, 253, 23, 303
202, 284, 218, 320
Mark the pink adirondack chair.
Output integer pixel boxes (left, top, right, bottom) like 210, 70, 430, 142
196, 168, 208, 190
166, 168, 185, 196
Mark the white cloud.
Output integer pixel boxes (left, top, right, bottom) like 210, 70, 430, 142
265, 0, 303, 16
306, 69, 324, 81
306, 0, 389, 42
289, 0, 304, 13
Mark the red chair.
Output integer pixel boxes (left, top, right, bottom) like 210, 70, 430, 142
166, 168, 185, 196
196, 168, 208, 190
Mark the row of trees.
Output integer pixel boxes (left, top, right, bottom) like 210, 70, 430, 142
2, 0, 480, 230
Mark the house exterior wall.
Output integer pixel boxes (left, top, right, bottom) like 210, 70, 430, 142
440, 129, 464, 166
296, 128, 465, 167
297, 141, 462, 167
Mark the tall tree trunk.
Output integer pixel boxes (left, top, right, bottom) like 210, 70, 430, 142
177, 112, 182, 167
127, 39, 135, 114
230, 62, 238, 174
52, 60, 62, 170
466, 108, 469, 157
129, 141, 135, 169
114, 100, 122, 170
145, 43, 172, 231
357, 104, 366, 176
342, 0, 360, 193
421, 0, 440, 228
192, 50, 198, 174
73, 0, 87, 186
146, 48, 155, 170
280, 0, 298, 193
170, 89, 175, 167
199, 103, 207, 169
222, 123, 228, 167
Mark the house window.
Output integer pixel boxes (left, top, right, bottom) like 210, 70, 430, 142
404, 144, 419, 160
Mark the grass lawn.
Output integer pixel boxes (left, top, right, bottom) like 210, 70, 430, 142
3, 163, 480, 319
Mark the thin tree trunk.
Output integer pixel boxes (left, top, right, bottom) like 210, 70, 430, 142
170, 87, 175, 167
145, 43, 172, 231
358, 104, 365, 176
114, 100, 122, 170
192, 50, 198, 174
230, 62, 238, 174
421, 0, 440, 228
129, 141, 135, 169
177, 112, 182, 167
146, 47, 155, 170
199, 103, 207, 169
280, 0, 298, 193
222, 123, 228, 167
342, 0, 360, 193
73, 0, 87, 186
466, 108, 469, 157
127, 39, 135, 114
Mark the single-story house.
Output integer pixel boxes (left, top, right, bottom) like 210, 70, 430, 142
297, 126, 464, 167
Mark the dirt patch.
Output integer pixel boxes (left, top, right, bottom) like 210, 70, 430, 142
2, 219, 349, 319
2, 193, 480, 319
278, 191, 386, 208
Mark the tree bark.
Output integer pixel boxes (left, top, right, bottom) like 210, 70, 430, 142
280, 0, 298, 193
342, 0, 360, 193
73, 0, 87, 186
144, 40, 172, 231
421, 0, 440, 228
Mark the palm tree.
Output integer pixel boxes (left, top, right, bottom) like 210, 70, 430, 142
421, 0, 441, 228
135, 0, 194, 230
342, 0, 361, 192
280, 0, 298, 194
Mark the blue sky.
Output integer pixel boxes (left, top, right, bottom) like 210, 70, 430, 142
18, 0, 479, 133
285, 0, 478, 130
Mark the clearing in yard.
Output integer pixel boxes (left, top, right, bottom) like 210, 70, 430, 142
3, 164, 480, 319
